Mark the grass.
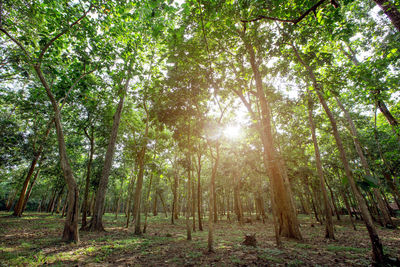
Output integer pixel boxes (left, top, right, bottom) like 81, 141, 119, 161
326, 245, 368, 253
0, 211, 398, 266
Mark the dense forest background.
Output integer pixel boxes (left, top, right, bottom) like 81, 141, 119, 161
1, 0, 400, 265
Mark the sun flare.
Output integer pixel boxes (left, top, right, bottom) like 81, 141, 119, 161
223, 125, 241, 139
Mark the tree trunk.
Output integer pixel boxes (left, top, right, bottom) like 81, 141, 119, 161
6, 189, 17, 212
133, 101, 150, 235
81, 126, 94, 229
125, 171, 136, 228
192, 166, 196, 232
373, 0, 400, 32
307, 92, 335, 239
292, 46, 385, 262
152, 194, 158, 216
158, 191, 168, 217
335, 96, 394, 228
143, 172, 153, 233
341, 190, 357, 230
324, 177, 341, 221
115, 178, 125, 220
243, 38, 302, 240
208, 144, 219, 252
13, 120, 52, 217
22, 168, 41, 212
89, 68, 132, 231
186, 154, 192, 240
233, 170, 243, 223
197, 151, 203, 231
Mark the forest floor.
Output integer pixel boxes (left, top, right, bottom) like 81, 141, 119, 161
0, 212, 399, 266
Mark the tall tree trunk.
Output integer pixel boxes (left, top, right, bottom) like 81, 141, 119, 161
307, 92, 335, 239
13, 128, 49, 217
6, 189, 17, 212
158, 191, 168, 217
208, 143, 219, 252
341, 189, 357, 230
192, 166, 196, 232
186, 155, 192, 240
143, 172, 153, 233
233, 170, 243, 223
152, 194, 158, 216
373, 0, 400, 31
125, 170, 136, 228
81, 126, 94, 229
115, 177, 125, 220
196, 151, 203, 231
89, 67, 133, 231
242, 38, 301, 240
292, 45, 385, 263
22, 168, 41, 212
324, 176, 341, 221
133, 100, 150, 235
335, 96, 394, 228
36, 77, 81, 241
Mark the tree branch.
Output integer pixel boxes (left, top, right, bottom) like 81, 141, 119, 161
0, 28, 32, 61
38, 4, 93, 64
59, 68, 97, 109
241, 0, 332, 25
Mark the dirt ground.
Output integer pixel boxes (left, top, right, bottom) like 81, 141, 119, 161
0, 211, 399, 266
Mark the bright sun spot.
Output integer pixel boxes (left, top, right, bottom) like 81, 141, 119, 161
223, 125, 241, 139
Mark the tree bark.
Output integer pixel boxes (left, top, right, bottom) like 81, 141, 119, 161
115, 177, 125, 220
292, 45, 385, 263
88, 67, 133, 231
196, 150, 203, 231
133, 100, 150, 235
22, 168, 41, 212
242, 37, 302, 240
208, 144, 219, 252
307, 92, 335, 239
373, 0, 400, 32
335, 96, 394, 228
81, 126, 94, 229
34, 65, 79, 243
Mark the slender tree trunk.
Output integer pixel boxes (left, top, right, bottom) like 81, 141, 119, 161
208, 144, 219, 252
171, 160, 179, 224
152, 194, 158, 216
192, 167, 196, 232
133, 101, 149, 235
307, 92, 335, 239
242, 37, 301, 240
341, 190, 357, 230
13, 117, 54, 217
292, 46, 385, 263
125, 173, 135, 227
324, 177, 341, 221
373, 0, 400, 32
186, 155, 192, 240
81, 127, 94, 229
335, 96, 394, 228
52, 186, 65, 214
143, 173, 153, 233
233, 170, 243, 223
89, 68, 133, 231
6, 189, 17, 212
22, 168, 41, 212
115, 178, 125, 220
158, 191, 168, 217
197, 151, 203, 231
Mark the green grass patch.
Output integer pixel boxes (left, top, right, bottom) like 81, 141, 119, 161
326, 245, 368, 253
